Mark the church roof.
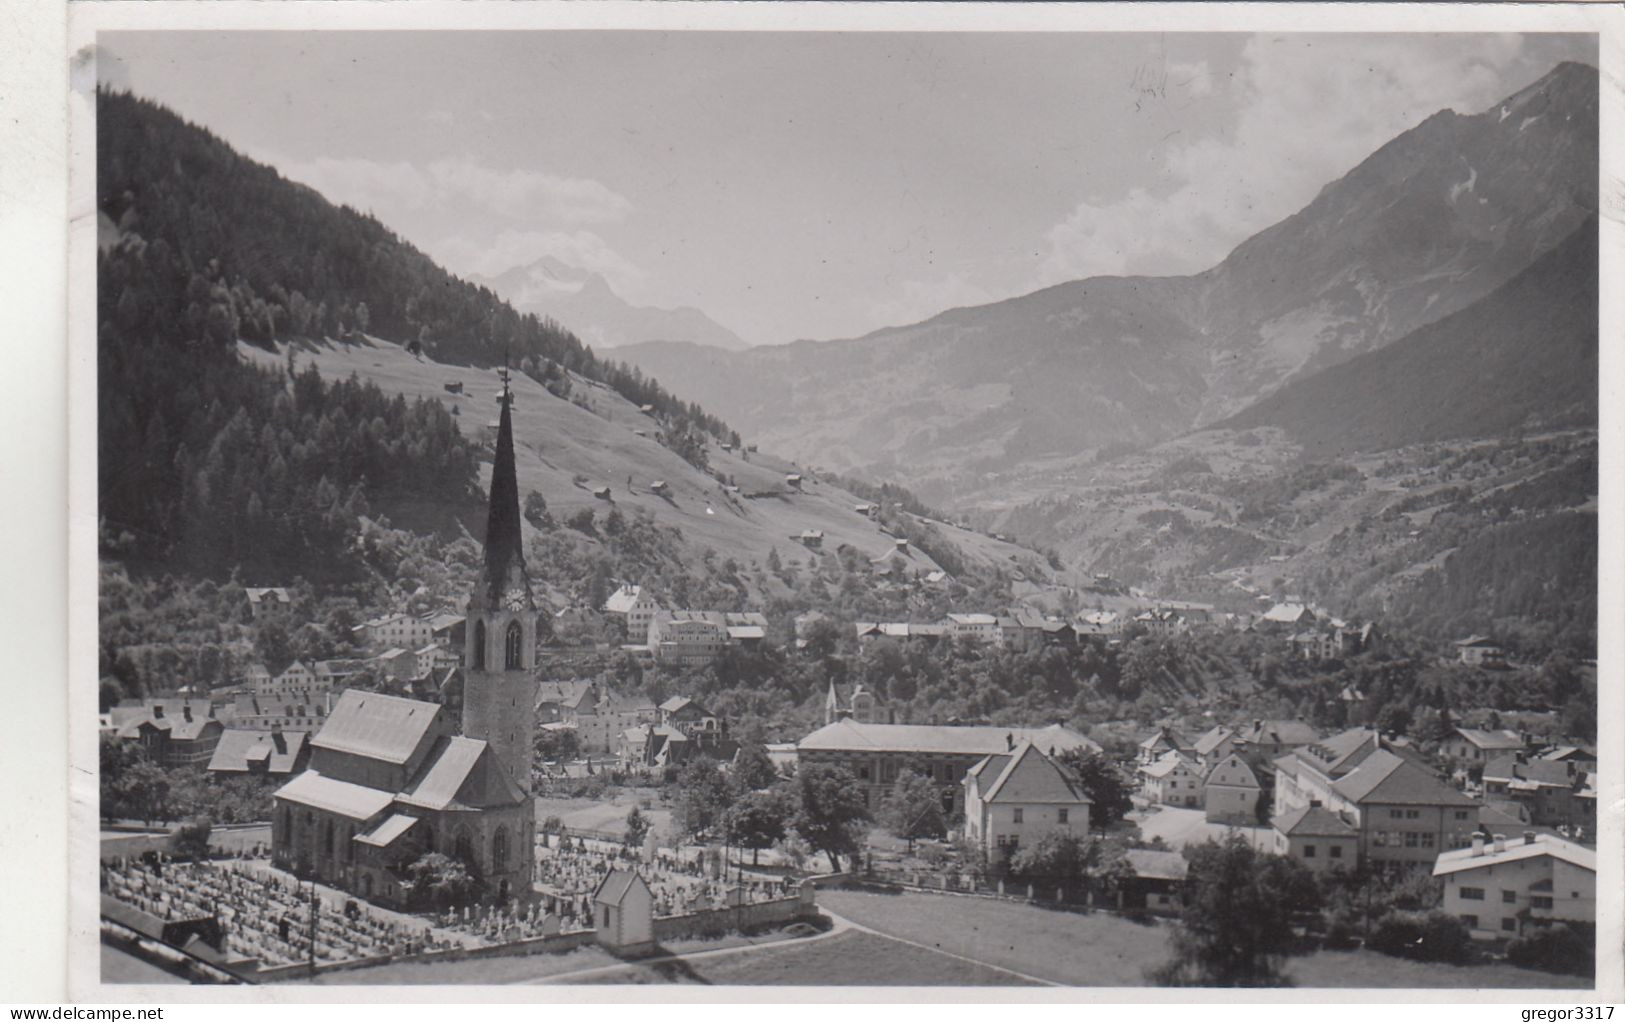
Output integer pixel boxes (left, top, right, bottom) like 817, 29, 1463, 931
276, 770, 394, 820
355, 813, 419, 848
397, 735, 525, 811
311, 690, 443, 765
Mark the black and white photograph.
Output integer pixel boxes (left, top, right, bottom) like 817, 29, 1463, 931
55, 3, 1621, 1000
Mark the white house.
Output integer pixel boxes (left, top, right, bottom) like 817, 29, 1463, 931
593, 869, 655, 954
1440, 727, 1526, 763
1140, 751, 1202, 808
603, 584, 661, 641
1202, 753, 1261, 824
961, 741, 1092, 858
1433, 832, 1595, 940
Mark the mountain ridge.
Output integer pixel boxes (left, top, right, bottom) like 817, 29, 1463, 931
616, 60, 1598, 503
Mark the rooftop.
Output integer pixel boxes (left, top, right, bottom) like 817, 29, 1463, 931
800, 719, 1100, 758
310, 690, 443, 765
1433, 833, 1596, 877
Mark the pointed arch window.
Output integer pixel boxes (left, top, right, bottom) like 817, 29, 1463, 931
492, 826, 510, 874
472, 620, 486, 671
454, 826, 474, 869
505, 620, 524, 670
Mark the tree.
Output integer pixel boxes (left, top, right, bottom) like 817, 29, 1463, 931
405, 852, 476, 909
534, 726, 580, 767
1148, 834, 1321, 987
523, 490, 553, 530
170, 816, 213, 861
1058, 749, 1133, 829
730, 743, 780, 794
789, 763, 870, 873
728, 789, 788, 866
1376, 703, 1413, 738
877, 769, 946, 852
673, 758, 731, 840
1008, 829, 1098, 892
624, 806, 650, 850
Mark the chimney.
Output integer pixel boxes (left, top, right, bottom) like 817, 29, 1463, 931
272, 728, 286, 754
152, 704, 164, 720
1493, 833, 1506, 854
1471, 834, 1485, 857
1006, 732, 1014, 751
183, 706, 193, 723
1523, 830, 1537, 846
1309, 799, 1322, 808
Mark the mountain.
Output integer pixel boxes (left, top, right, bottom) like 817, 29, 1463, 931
617, 62, 1598, 505
472, 257, 749, 352
95, 87, 1053, 598
1215, 216, 1597, 458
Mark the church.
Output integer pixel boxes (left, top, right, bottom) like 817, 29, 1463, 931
270, 370, 541, 907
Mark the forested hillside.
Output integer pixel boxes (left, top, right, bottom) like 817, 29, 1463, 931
96, 88, 734, 441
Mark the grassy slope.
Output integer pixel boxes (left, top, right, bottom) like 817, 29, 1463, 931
819, 888, 1587, 990
240, 337, 1047, 594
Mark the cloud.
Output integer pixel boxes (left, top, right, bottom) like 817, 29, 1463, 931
249, 150, 631, 226
1038, 35, 1541, 285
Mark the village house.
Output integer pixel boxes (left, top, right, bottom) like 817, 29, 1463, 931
1118, 849, 1189, 915
206, 727, 310, 777
825, 680, 884, 726
620, 723, 693, 770
943, 613, 1001, 646
110, 699, 226, 769
646, 610, 730, 667
1139, 751, 1203, 808
962, 741, 1092, 858
1433, 832, 1595, 941
1232, 718, 1320, 766
244, 587, 291, 619
1202, 753, 1262, 824
536, 680, 597, 726
1539, 745, 1598, 772
602, 584, 661, 641
855, 622, 946, 646
1137, 726, 1194, 766
1190, 726, 1237, 773
1454, 635, 1508, 667
576, 693, 659, 755
1256, 602, 1316, 633
1271, 728, 1478, 871
1074, 610, 1124, 640
798, 718, 1100, 815
1440, 727, 1527, 764
350, 612, 436, 653
1481, 754, 1596, 832
1271, 804, 1359, 872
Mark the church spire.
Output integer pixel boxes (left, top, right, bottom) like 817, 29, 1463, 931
481, 367, 531, 607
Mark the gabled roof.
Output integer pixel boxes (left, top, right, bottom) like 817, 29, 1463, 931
1454, 635, 1502, 648
1450, 727, 1525, 752
207, 728, 307, 773
1192, 726, 1234, 757
1432, 834, 1596, 877
661, 695, 697, 714
1330, 750, 1475, 807
1484, 756, 1583, 789
1297, 727, 1381, 776
1236, 719, 1320, 747
594, 869, 650, 907
603, 584, 648, 613
275, 770, 394, 820
1262, 603, 1313, 623
397, 736, 524, 811
311, 690, 443, 765
1274, 805, 1357, 837
800, 719, 1100, 757
1141, 750, 1196, 778
1124, 849, 1189, 881
965, 742, 1090, 805
1139, 727, 1192, 752
1203, 753, 1260, 788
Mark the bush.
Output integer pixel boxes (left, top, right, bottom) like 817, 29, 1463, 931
1505, 923, 1594, 978
169, 816, 213, 861
1367, 910, 1474, 964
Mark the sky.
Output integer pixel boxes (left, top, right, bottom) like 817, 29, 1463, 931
100, 31, 1595, 346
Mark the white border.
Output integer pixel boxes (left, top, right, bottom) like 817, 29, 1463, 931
56, 0, 1625, 1006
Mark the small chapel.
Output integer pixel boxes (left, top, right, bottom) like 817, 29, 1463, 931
270, 369, 541, 907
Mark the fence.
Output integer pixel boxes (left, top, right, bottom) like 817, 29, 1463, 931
651, 889, 815, 942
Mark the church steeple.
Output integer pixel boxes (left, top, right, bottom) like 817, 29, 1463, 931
481, 368, 532, 609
